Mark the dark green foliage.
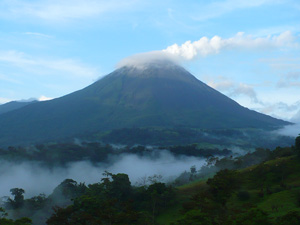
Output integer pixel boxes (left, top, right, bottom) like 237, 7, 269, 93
228, 208, 272, 225
146, 182, 176, 224
276, 211, 300, 225
102, 172, 132, 201
46, 173, 175, 225
173, 136, 300, 225
2, 136, 300, 224
0, 217, 32, 225
0, 207, 32, 225
2, 138, 292, 170
166, 144, 231, 157
174, 209, 213, 225
25, 194, 47, 210
49, 179, 87, 205
207, 169, 239, 206
0, 141, 233, 167
237, 190, 250, 201
270, 146, 294, 158
6, 188, 25, 209
295, 135, 300, 157
102, 127, 294, 149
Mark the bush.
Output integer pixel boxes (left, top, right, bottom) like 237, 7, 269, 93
276, 211, 300, 225
237, 190, 250, 201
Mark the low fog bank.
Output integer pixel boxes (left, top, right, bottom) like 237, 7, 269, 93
0, 151, 206, 198
275, 123, 300, 137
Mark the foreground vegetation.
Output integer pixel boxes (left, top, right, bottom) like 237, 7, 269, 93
1, 136, 300, 224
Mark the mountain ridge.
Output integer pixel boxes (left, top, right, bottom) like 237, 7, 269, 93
0, 100, 38, 115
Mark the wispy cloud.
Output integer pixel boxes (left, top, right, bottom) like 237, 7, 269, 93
207, 77, 300, 120
163, 31, 297, 60
191, 0, 285, 21
207, 76, 262, 104
0, 50, 98, 78
230, 83, 262, 104
0, 73, 21, 84
0, 0, 141, 22
260, 57, 300, 71
277, 71, 300, 88
23, 32, 53, 38
207, 76, 235, 91
258, 101, 300, 119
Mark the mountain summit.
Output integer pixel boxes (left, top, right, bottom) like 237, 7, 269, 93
0, 61, 289, 146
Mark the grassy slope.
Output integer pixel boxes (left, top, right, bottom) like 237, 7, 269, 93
158, 155, 300, 224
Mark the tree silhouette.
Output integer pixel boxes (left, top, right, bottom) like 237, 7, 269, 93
295, 135, 300, 157
8, 188, 25, 209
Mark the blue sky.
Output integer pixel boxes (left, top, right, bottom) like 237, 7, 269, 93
0, 0, 299, 121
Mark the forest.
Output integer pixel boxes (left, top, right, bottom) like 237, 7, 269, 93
0, 136, 300, 224
0, 142, 232, 166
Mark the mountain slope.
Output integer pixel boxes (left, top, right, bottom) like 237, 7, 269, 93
0, 61, 290, 146
0, 100, 37, 115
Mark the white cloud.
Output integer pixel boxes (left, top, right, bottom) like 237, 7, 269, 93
0, 97, 11, 104
116, 51, 180, 69
163, 31, 297, 60
119, 31, 297, 69
0, 50, 98, 78
38, 95, 53, 101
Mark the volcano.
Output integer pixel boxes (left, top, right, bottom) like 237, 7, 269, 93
0, 60, 289, 146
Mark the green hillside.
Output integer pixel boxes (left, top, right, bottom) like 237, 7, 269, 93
159, 138, 300, 225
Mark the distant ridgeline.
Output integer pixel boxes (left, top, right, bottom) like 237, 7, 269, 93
0, 142, 232, 166
0, 60, 292, 147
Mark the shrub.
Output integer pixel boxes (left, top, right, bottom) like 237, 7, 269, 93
237, 190, 250, 201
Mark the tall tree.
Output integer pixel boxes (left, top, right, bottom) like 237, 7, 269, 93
207, 169, 239, 206
7, 188, 25, 209
295, 135, 300, 157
